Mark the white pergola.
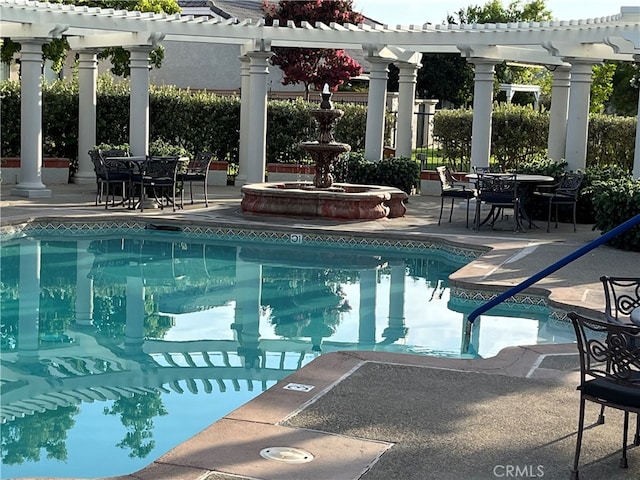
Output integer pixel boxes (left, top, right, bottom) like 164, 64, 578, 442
1, 0, 638, 198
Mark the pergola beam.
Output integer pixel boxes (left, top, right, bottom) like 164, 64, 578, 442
1, 1, 637, 61
67, 32, 160, 50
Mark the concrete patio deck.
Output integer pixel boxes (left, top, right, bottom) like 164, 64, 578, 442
2, 182, 639, 480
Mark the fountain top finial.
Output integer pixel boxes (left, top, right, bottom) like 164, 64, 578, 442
320, 83, 332, 110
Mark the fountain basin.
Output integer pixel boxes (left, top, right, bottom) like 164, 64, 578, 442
241, 182, 408, 220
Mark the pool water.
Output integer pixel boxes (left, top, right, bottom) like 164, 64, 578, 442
0, 232, 575, 479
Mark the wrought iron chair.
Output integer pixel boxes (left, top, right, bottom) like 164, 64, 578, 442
601, 276, 640, 326
178, 152, 215, 208
474, 173, 521, 231
531, 171, 584, 232
134, 156, 182, 212
88, 149, 132, 208
568, 312, 640, 479
436, 165, 474, 228
598, 276, 640, 446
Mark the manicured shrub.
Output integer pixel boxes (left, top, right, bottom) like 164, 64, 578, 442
578, 166, 633, 224
591, 177, 640, 252
344, 152, 419, 195
587, 114, 637, 174
0, 79, 378, 170
432, 108, 472, 172
517, 158, 567, 178
433, 104, 636, 174
491, 104, 549, 171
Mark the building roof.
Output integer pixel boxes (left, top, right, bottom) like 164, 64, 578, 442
209, 0, 265, 21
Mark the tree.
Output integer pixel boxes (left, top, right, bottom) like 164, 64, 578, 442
450, 0, 549, 24
0, 0, 180, 76
262, 1, 363, 99
389, 1, 552, 107
607, 61, 639, 115
590, 63, 616, 113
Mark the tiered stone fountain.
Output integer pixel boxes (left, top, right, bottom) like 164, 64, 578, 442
241, 86, 407, 219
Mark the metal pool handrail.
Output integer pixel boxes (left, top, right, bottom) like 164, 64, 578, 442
467, 213, 640, 325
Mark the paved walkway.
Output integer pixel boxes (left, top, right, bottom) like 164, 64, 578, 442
2, 182, 639, 480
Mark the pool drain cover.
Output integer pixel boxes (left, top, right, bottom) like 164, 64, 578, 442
260, 447, 314, 463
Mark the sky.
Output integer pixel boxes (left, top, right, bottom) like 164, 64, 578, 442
353, 0, 630, 26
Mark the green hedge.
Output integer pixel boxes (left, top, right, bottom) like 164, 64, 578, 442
0, 79, 387, 169
591, 177, 640, 251
433, 104, 637, 174
343, 152, 420, 195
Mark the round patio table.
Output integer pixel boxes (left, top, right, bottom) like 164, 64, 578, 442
465, 173, 555, 230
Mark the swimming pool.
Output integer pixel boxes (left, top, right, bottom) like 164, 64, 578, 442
0, 225, 575, 479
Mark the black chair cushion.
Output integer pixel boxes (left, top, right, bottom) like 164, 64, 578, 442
180, 173, 206, 182
580, 377, 640, 408
443, 187, 474, 199
479, 192, 514, 204
108, 172, 130, 182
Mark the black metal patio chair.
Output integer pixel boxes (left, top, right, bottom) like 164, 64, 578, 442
134, 156, 182, 212
531, 171, 584, 232
88, 149, 132, 208
436, 165, 474, 228
600, 276, 640, 327
178, 151, 215, 208
568, 312, 640, 479
474, 173, 521, 231
597, 276, 640, 446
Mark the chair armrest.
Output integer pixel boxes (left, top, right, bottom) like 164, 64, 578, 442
453, 181, 474, 190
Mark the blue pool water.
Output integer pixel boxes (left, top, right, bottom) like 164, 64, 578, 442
0, 230, 575, 479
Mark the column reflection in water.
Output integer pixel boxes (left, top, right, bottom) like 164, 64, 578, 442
17, 239, 40, 364
232, 251, 263, 369
358, 268, 377, 346
461, 314, 481, 356
383, 261, 408, 344
125, 275, 145, 356
75, 240, 95, 326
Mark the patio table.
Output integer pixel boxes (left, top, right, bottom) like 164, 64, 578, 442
465, 173, 555, 230
105, 156, 186, 209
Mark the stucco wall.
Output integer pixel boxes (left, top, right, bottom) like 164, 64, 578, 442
150, 41, 303, 92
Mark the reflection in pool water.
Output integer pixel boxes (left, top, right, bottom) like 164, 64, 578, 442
0, 233, 574, 479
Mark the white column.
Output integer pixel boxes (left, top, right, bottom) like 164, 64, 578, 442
245, 51, 272, 183
74, 51, 99, 185
75, 240, 95, 326
396, 62, 418, 158
129, 48, 152, 156
358, 269, 377, 346
11, 40, 51, 198
236, 55, 251, 185
365, 57, 389, 161
633, 54, 640, 179
564, 59, 595, 173
469, 59, 499, 171
547, 66, 571, 163
418, 99, 438, 149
